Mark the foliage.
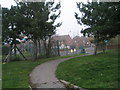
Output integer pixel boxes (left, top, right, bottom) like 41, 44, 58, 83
75, 2, 120, 39
2, 1, 62, 60
109, 35, 120, 45
75, 1, 120, 54
2, 45, 10, 55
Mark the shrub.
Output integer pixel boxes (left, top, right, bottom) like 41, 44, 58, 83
2, 45, 10, 55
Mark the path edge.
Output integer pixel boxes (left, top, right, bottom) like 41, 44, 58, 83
59, 79, 86, 90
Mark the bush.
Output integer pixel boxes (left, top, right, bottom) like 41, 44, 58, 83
2, 45, 10, 55
11, 56, 22, 61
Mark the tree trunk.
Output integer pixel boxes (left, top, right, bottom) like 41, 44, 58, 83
102, 43, 106, 53
38, 39, 41, 56
94, 47, 97, 55
47, 36, 52, 57
57, 40, 60, 56
7, 44, 13, 62
103, 48, 105, 53
14, 43, 17, 58
43, 40, 47, 57
94, 32, 99, 55
33, 40, 37, 60
94, 43, 98, 55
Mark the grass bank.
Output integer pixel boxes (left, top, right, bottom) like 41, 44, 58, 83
56, 50, 119, 88
2, 53, 85, 88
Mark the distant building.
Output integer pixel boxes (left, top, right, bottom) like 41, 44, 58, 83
52, 35, 72, 49
52, 35, 91, 50
72, 36, 91, 48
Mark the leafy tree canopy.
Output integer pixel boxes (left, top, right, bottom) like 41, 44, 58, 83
75, 1, 120, 43
2, 1, 61, 43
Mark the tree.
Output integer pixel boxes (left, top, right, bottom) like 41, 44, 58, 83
75, 1, 120, 55
24, 1, 62, 58
43, 2, 61, 57
2, 1, 61, 60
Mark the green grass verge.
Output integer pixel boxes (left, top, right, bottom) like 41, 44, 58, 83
2, 53, 85, 88
56, 50, 119, 88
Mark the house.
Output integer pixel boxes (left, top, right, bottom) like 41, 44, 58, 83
72, 36, 91, 49
52, 35, 72, 49
52, 35, 91, 50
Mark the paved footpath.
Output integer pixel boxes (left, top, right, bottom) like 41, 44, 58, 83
29, 55, 92, 88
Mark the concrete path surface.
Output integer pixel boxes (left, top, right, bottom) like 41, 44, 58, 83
29, 55, 91, 88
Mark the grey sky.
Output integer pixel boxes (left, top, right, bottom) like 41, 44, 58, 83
0, 0, 89, 38
55, 0, 85, 38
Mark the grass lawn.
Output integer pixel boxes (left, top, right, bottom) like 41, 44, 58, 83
56, 50, 119, 88
2, 53, 85, 88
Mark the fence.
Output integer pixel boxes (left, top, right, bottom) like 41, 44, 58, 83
97, 44, 120, 51
59, 44, 120, 56
3, 38, 119, 62
59, 45, 93, 56
2, 39, 60, 62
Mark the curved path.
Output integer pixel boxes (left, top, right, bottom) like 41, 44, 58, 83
29, 55, 91, 88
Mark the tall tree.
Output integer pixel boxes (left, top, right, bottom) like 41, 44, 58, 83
2, 1, 61, 60
75, 1, 120, 55
2, 6, 22, 58
2, 5, 29, 61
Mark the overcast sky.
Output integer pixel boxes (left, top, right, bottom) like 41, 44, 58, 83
0, 0, 90, 38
